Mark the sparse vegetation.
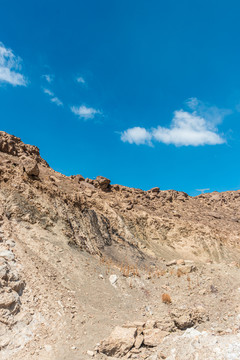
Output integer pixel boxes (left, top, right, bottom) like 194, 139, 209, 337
162, 293, 172, 304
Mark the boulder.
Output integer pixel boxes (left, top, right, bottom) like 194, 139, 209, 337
22, 159, 39, 177
149, 187, 160, 193
99, 326, 137, 357
143, 329, 169, 347
96, 176, 111, 191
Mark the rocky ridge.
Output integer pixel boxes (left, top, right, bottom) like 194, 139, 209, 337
0, 131, 240, 359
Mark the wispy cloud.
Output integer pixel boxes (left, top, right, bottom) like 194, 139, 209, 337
196, 188, 210, 193
43, 88, 54, 96
121, 98, 227, 147
50, 97, 63, 106
42, 74, 54, 83
71, 105, 101, 120
42, 87, 63, 107
0, 42, 27, 86
76, 76, 85, 84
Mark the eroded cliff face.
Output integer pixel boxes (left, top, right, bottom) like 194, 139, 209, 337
1, 131, 240, 360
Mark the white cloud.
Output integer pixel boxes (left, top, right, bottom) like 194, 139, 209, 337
50, 97, 63, 106
42, 87, 63, 107
43, 88, 54, 96
121, 127, 152, 145
152, 110, 224, 146
196, 188, 210, 193
0, 42, 27, 86
120, 98, 226, 147
76, 76, 85, 84
71, 105, 101, 120
42, 74, 54, 83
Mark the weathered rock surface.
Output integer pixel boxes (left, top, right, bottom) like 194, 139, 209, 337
143, 329, 169, 347
22, 159, 39, 177
99, 326, 137, 357
96, 176, 111, 191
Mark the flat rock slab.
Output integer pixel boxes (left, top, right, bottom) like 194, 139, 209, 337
143, 329, 169, 347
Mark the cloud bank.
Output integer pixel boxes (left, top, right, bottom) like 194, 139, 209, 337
121, 98, 226, 147
0, 42, 27, 86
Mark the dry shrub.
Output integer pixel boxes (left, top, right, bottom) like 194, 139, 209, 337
162, 293, 172, 304
177, 268, 183, 278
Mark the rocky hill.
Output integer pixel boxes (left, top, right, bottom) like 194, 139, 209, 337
0, 131, 240, 359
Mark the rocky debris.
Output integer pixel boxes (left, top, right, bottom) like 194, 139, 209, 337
97, 309, 211, 358
0, 131, 48, 166
154, 327, 240, 360
0, 250, 15, 261
0, 242, 25, 329
98, 321, 170, 358
96, 176, 111, 191
70, 174, 85, 183
22, 159, 40, 177
170, 306, 209, 330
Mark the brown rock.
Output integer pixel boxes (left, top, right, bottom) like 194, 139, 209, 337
22, 159, 39, 177
99, 326, 137, 357
149, 187, 160, 193
162, 293, 172, 304
96, 176, 111, 191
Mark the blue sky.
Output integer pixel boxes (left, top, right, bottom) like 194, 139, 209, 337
1, 0, 240, 195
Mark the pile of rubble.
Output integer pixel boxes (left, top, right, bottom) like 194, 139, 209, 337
0, 220, 25, 350
95, 307, 208, 359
